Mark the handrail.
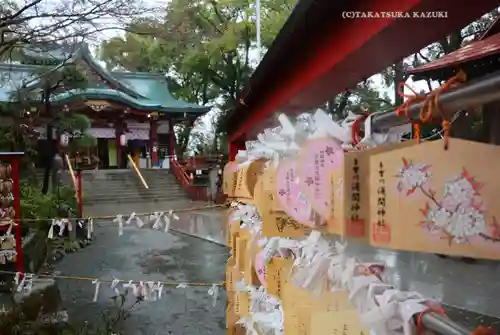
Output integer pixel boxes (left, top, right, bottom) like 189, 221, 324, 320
64, 154, 78, 192
171, 158, 191, 185
127, 154, 149, 189
170, 158, 210, 201
64, 154, 78, 198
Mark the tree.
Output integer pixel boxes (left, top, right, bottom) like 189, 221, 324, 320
4, 62, 96, 193
99, 0, 294, 156
0, 0, 160, 60
382, 8, 500, 139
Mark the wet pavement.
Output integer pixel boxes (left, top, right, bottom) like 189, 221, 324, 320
170, 208, 500, 331
56, 202, 500, 333
55, 207, 228, 335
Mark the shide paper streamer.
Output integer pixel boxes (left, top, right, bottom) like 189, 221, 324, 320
231, 111, 438, 335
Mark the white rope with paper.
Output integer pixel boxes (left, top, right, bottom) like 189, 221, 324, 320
356, 113, 411, 149
278, 231, 439, 335
238, 284, 284, 335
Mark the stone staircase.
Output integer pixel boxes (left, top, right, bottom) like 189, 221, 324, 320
35, 169, 194, 204
80, 169, 191, 204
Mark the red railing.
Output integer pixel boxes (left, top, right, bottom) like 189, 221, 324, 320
170, 158, 209, 201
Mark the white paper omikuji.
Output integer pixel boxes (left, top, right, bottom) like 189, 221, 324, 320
153, 281, 164, 299
110, 278, 121, 295
126, 212, 145, 228
168, 210, 179, 221
207, 285, 219, 307
113, 215, 124, 236
360, 289, 427, 335
151, 212, 164, 230
87, 218, 94, 239
64, 219, 72, 232
15, 273, 34, 293
92, 279, 101, 302
47, 219, 56, 239
163, 215, 171, 232
56, 219, 66, 236
237, 318, 259, 335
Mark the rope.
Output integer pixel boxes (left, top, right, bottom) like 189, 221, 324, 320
472, 326, 497, 335
18, 203, 229, 222
396, 70, 467, 149
396, 81, 427, 143
0, 269, 224, 287
351, 113, 370, 146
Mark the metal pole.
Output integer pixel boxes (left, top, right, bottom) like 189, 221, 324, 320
369, 70, 500, 133
420, 312, 472, 335
256, 0, 262, 59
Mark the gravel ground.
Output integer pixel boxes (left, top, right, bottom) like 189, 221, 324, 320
54, 220, 229, 335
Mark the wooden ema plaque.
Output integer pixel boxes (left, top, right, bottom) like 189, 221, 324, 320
369, 138, 500, 260
256, 165, 313, 238
310, 310, 369, 335
283, 282, 353, 335
244, 240, 261, 286
234, 159, 266, 202
223, 161, 239, 198
328, 141, 417, 240
266, 257, 293, 299
227, 208, 241, 249
0, 153, 23, 281
226, 257, 239, 292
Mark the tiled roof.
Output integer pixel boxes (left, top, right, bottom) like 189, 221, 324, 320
406, 32, 500, 75
0, 56, 210, 113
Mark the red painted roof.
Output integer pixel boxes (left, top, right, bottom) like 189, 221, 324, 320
407, 32, 500, 74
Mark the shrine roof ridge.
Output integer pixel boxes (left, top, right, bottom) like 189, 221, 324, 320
47, 88, 210, 114
0, 45, 210, 114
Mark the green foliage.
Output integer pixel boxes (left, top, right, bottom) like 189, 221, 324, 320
20, 181, 77, 226
98, 0, 294, 155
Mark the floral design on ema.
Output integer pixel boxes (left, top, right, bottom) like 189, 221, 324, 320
396, 158, 431, 195
396, 158, 500, 244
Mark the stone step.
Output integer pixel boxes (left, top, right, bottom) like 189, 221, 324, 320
84, 190, 188, 198
82, 179, 181, 186
82, 185, 184, 192
83, 195, 190, 204
38, 169, 197, 203
83, 186, 187, 194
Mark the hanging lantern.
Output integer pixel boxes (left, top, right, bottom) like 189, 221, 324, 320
60, 133, 70, 147
119, 133, 127, 146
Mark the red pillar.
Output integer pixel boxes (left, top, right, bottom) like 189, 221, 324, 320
150, 118, 158, 167
169, 119, 175, 160
229, 140, 245, 161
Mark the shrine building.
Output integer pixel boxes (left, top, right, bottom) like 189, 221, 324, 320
0, 44, 210, 169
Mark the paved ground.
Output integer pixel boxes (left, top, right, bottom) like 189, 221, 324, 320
55, 205, 228, 335
56, 201, 500, 333
171, 208, 500, 331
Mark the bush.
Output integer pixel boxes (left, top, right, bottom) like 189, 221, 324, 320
20, 181, 78, 233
